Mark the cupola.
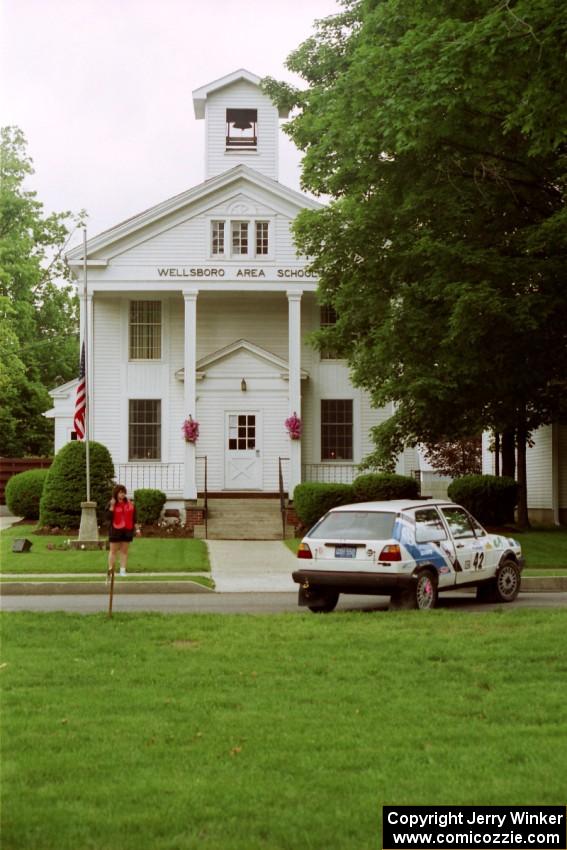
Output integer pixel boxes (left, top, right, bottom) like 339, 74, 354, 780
192, 69, 289, 181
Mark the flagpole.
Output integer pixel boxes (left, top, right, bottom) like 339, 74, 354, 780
83, 229, 91, 502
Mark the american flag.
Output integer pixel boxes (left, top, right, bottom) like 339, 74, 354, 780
74, 342, 86, 439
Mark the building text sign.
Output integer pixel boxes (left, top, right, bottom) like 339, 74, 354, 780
156, 266, 317, 280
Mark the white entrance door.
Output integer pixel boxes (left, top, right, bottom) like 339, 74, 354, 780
224, 412, 262, 490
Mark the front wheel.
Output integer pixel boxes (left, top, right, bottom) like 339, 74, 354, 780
493, 560, 521, 602
308, 591, 339, 613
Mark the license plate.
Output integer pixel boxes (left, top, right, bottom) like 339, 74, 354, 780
335, 546, 356, 559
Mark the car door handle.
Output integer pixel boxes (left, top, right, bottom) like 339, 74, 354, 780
456, 543, 465, 548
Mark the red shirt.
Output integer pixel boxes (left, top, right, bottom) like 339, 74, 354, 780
112, 500, 135, 530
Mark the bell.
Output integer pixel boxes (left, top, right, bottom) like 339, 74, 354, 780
233, 120, 252, 131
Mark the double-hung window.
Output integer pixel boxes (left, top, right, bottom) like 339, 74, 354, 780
231, 221, 249, 255
321, 400, 353, 461
320, 305, 339, 359
129, 400, 161, 460
255, 221, 269, 255
212, 221, 225, 255
210, 219, 270, 258
129, 301, 162, 360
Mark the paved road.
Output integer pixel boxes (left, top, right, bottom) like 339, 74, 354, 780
2, 591, 567, 614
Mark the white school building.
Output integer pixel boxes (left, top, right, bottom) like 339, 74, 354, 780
47, 68, 566, 526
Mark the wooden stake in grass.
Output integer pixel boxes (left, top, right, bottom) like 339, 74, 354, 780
107, 567, 115, 618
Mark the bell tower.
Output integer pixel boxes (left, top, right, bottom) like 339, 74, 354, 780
192, 69, 289, 181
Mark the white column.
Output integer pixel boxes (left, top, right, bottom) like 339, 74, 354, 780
183, 291, 198, 501
287, 291, 302, 498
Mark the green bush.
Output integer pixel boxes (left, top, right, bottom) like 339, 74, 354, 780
5, 468, 49, 519
351, 472, 419, 502
293, 482, 353, 529
39, 441, 115, 528
133, 489, 166, 525
447, 474, 518, 526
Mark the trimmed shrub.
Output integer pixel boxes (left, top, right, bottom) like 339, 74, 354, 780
352, 472, 419, 502
39, 441, 115, 528
133, 489, 166, 525
5, 468, 49, 519
293, 482, 353, 529
447, 474, 518, 526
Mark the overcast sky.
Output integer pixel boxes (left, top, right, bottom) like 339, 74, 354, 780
1, 0, 339, 248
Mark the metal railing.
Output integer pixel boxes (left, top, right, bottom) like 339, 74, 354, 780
278, 457, 290, 539
302, 463, 357, 485
115, 463, 183, 494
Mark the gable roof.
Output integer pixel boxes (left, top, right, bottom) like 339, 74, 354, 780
175, 339, 309, 382
192, 68, 289, 119
66, 165, 322, 264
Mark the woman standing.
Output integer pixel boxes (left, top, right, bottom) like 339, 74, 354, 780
107, 484, 140, 576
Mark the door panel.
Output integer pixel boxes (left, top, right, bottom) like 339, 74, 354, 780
225, 412, 262, 489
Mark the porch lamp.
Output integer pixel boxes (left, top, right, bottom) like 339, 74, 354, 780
241, 378, 247, 392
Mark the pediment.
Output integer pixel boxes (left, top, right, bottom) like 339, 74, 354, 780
175, 339, 308, 381
66, 166, 322, 266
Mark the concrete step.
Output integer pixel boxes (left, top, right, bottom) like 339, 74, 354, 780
203, 498, 286, 540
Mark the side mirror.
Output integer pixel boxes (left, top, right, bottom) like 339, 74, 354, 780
415, 526, 445, 544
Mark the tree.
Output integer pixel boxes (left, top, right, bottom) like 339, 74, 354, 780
0, 127, 84, 456
264, 0, 567, 526
423, 437, 482, 478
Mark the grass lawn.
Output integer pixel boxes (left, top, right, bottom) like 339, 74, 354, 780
285, 529, 567, 568
0, 525, 209, 574
2, 611, 567, 850
511, 528, 567, 568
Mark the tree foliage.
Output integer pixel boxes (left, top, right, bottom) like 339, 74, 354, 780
0, 127, 85, 456
264, 0, 567, 525
423, 437, 482, 478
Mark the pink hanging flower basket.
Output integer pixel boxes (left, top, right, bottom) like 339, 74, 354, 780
285, 412, 302, 441
182, 416, 200, 444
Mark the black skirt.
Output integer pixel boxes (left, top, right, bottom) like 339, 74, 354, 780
108, 528, 134, 543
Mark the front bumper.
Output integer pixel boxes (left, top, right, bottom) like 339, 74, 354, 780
292, 568, 416, 602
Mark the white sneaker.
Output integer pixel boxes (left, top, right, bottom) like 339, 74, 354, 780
119, 567, 126, 576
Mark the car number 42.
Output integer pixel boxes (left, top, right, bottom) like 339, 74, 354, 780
473, 552, 485, 570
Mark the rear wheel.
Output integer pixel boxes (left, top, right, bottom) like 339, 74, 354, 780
308, 590, 339, 613
494, 560, 521, 602
415, 570, 438, 610
390, 570, 438, 610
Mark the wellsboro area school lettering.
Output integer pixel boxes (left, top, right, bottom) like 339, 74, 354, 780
156, 266, 318, 278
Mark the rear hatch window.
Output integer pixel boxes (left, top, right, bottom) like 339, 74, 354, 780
309, 511, 396, 541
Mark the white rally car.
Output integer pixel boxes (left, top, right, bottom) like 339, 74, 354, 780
292, 499, 524, 611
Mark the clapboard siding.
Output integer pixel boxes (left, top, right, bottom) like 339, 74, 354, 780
206, 80, 278, 180
526, 425, 553, 509
93, 300, 123, 463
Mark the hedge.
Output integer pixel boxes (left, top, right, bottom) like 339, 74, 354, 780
447, 475, 518, 526
351, 473, 419, 502
5, 468, 49, 519
133, 489, 166, 525
293, 482, 354, 529
39, 441, 115, 528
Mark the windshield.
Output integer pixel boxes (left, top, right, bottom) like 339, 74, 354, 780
308, 511, 396, 541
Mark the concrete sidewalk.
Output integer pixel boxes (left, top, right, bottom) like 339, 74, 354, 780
208, 540, 297, 592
